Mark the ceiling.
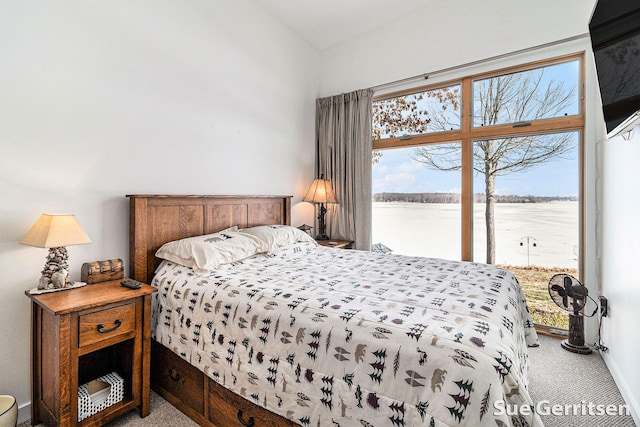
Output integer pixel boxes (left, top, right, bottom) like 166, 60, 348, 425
256, 0, 430, 51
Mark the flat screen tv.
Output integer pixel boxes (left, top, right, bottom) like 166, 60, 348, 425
589, 0, 640, 135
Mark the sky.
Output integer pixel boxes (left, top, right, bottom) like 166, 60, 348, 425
372, 134, 580, 197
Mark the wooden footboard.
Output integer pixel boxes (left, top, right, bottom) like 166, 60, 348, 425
151, 340, 296, 426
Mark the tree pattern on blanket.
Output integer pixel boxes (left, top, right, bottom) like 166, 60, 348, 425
151, 242, 540, 427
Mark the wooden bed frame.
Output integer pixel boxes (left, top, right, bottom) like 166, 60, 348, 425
127, 195, 296, 427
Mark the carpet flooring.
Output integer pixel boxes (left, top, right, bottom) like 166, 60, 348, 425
102, 392, 196, 427
22, 335, 636, 426
528, 334, 635, 427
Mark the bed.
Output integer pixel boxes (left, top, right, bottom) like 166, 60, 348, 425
128, 194, 541, 427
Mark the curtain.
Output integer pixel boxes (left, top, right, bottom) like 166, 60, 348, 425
316, 88, 373, 250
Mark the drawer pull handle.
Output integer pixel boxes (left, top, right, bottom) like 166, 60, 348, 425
168, 368, 181, 381
96, 319, 122, 334
236, 410, 254, 427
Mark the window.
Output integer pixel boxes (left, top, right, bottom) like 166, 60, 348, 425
372, 143, 461, 260
472, 132, 580, 266
372, 84, 461, 139
372, 54, 584, 330
473, 60, 580, 127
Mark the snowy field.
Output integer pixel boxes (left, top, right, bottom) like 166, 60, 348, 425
372, 201, 579, 269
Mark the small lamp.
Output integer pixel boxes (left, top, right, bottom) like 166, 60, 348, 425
303, 175, 337, 240
20, 214, 91, 290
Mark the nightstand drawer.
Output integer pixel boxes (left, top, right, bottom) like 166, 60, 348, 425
79, 303, 136, 348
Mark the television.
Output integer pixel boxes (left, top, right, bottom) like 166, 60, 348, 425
589, 0, 640, 136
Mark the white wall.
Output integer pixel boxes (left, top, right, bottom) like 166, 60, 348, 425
320, 0, 596, 96
0, 1, 320, 422
600, 126, 640, 424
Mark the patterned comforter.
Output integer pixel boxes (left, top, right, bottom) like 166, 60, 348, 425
151, 242, 541, 426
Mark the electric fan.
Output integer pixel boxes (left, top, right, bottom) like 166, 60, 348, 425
548, 274, 592, 354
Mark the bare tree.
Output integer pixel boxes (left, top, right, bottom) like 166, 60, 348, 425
374, 68, 576, 264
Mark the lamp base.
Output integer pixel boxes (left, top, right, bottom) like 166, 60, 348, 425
38, 246, 71, 290
316, 203, 330, 242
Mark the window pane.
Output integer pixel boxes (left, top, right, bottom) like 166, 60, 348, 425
472, 60, 580, 127
472, 132, 580, 329
372, 85, 461, 140
372, 143, 461, 260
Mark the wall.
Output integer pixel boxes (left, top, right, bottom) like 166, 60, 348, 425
0, 1, 320, 422
320, 0, 597, 95
600, 126, 640, 424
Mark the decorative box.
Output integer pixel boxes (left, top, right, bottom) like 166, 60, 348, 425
78, 372, 124, 421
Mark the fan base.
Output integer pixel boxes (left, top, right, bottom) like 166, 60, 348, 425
561, 339, 592, 355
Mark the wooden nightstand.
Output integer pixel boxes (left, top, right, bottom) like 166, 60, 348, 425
26, 279, 156, 426
316, 239, 354, 249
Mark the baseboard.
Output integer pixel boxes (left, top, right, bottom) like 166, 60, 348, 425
18, 402, 31, 425
601, 351, 640, 425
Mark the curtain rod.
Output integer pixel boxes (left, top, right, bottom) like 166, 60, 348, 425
371, 33, 590, 92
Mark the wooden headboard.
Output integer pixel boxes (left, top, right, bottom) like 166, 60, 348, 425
127, 195, 292, 284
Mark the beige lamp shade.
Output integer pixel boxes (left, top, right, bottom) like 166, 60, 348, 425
20, 214, 91, 248
303, 177, 337, 204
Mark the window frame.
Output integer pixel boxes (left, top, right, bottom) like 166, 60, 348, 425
372, 52, 585, 274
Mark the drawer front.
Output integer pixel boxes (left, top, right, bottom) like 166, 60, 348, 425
208, 379, 293, 427
79, 303, 136, 347
151, 341, 204, 415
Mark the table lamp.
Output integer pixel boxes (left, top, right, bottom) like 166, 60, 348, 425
20, 214, 91, 290
303, 175, 337, 240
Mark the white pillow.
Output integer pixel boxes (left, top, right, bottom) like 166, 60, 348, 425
155, 230, 266, 273
239, 225, 317, 252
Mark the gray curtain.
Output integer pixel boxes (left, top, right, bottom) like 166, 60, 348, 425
316, 88, 373, 250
